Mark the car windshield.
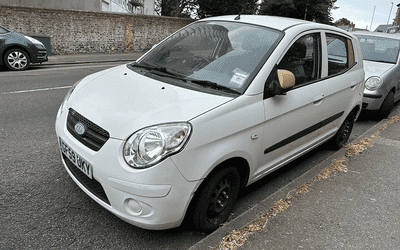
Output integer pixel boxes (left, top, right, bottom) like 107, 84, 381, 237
354, 34, 400, 64
131, 21, 282, 95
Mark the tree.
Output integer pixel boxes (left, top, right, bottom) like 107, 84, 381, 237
156, 0, 258, 19
155, 0, 197, 17
197, 0, 259, 18
334, 18, 355, 28
259, 0, 337, 24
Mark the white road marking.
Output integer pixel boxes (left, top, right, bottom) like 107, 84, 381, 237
0, 63, 123, 76
1, 86, 72, 95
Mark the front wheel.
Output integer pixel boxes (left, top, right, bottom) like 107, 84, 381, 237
376, 91, 394, 120
192, 167, 240, 232
4, 49, 30, 71
330, 112, 355, 150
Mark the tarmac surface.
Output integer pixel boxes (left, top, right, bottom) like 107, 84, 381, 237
44, 52, 400, 249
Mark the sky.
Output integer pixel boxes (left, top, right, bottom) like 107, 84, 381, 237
331, 0, 398, 31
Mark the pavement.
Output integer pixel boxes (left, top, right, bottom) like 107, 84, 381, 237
45, 53, 400, 249
190, 109, 400, 250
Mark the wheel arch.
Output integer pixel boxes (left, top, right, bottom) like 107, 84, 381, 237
192, 157, 250, 196
1, 45, 31, 65
182, 156, 250, 226
351, 104, 361, 119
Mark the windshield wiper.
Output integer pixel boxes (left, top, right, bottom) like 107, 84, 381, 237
131, 63, 241, 95
131, 62, 186, 80
188, 79, 241, 95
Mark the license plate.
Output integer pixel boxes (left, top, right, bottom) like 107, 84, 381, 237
59, 137, 93, 179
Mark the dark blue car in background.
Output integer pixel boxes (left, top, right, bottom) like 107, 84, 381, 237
0, 25, 48, 71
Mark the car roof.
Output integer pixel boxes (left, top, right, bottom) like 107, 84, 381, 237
198, 15, 345, 33
351, 30, 400, 39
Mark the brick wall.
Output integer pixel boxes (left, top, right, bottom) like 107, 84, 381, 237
0, 5, 193, 55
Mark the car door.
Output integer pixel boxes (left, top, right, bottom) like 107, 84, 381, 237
253, 30, 360, 183
319, 32, 362, 134
251, 31, 330, 181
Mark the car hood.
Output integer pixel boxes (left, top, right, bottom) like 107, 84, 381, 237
68, 65, 233, 139
363, 60, 395, 79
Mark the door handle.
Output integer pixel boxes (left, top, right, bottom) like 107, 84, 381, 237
350, 81, 358, 89
314, 94, 324, 104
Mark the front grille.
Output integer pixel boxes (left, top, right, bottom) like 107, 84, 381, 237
67, 108, 110, 151
63, 154, 110, 205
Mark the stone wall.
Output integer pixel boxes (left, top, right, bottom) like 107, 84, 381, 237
0, 5, 193, 55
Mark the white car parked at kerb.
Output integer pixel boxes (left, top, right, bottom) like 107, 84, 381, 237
55, 15, 365, 232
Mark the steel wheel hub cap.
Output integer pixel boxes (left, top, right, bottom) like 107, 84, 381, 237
208, 179, 231, 217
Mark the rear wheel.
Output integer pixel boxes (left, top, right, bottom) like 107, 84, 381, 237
4, 49, 30, 71
376, 91, 394, 120
192, 167, 240, 232
331, 111, 355, 149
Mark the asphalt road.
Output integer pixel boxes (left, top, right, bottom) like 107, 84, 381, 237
0, 63, 392, 249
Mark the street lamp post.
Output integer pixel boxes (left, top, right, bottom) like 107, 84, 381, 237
388, 2, 394, 25
370, 6, 376, 31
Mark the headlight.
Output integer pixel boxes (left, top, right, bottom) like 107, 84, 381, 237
25, 35, 45, 47
124, 123, 192, 169
365, 76, 383, 91
59, 79, 82, 115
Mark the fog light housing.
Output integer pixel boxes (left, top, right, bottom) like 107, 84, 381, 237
125, 199, 142, 214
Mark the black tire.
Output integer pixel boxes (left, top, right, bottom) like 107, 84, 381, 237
376, 91, 394, 120
4, 49, 30, 71
192, 167, 240, 232
331, 111, 355, 150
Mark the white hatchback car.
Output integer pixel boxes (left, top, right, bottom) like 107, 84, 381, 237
56, 15, 365, 232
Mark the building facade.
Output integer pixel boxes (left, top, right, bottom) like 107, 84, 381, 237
0, 0, 155, 15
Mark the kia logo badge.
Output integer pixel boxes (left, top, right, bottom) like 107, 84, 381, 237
74, 122, 86, 135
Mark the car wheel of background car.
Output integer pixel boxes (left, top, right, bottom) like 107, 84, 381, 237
192, 167, 240, 232
330, 111, 355, 150
4, 49, 30, 71
376, 91, 394, 120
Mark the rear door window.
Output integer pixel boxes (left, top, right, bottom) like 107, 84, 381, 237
326, 34, 355, 76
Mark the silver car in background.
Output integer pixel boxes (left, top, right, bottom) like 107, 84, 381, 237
352, 31, 400, 119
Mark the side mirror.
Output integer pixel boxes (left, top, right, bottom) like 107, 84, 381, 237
277, 69, 295, 89
268, 69, 295, 96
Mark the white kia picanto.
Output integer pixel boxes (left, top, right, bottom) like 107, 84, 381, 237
56, 15, 365, 232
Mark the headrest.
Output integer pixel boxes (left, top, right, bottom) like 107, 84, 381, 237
286, 41, 307, 58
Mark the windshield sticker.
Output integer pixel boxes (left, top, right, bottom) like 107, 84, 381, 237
228, 68, 249, 88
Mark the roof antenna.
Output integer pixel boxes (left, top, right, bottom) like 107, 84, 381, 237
235, 14, 241, 20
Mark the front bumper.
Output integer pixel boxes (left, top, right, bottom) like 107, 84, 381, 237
55, 108, 199, 230
362, 89, 388, 111
31, 47, 48, 63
